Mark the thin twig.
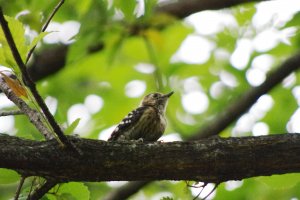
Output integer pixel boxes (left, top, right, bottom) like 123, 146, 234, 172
192, 183, 207, 200
26, 180, 57, 200
0, 110, 23, 116
25, 0, 65, 64
29, 182, 41, 198
102, 181, 150, 200
0, 7, 82, 154
14, 176, 26, 200
28, 177, 37, 199
24, 1, 65, 193
203, 183, 219, 200
0, 79, 53, 139
2, 2, 74, 198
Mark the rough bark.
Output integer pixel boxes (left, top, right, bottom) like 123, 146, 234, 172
1, 133, 300, 183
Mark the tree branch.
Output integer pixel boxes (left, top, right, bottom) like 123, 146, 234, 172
0, 78, 52, 139
14, 176, 26, 200
0, 110, 23, 116
6, 0, 267, 86
25, 0, 65, 64
155, 0, 267, 19
104, 48, 300, 199
0, 0, 290, 198
102, 181, 150, 200
0, 6, 73, 149
1, 133, 300, 183
107, 49, 300, 199
190, 50, 300, 140
26, 180, 57, 200
27, 45, 68, 82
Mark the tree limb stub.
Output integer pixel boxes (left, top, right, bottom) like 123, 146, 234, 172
1, 133, 300, 183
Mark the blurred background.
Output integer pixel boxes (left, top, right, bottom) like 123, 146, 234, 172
1, 0, 300, 199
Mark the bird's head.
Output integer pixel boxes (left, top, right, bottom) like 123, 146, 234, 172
139, 91, 174, 113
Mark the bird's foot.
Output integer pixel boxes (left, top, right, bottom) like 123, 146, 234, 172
131, 138, 144, 143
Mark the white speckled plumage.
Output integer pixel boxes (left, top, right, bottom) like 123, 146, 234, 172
108, 91, 173, 141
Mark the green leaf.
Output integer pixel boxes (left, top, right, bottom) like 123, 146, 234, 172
0, 168, 20, 184
65, 118, 81, 135
19, 133, 35, 140
118, 0, 136, 21
44, 191, 56, 200
183, 185, 190, 195
0, 15, 26, 73
60, 182, 89, 200
256, 173, 300, 189
27, 32, 52, 52
46, 182, 89, 200
75, 0, 93, 16
60, 193, 77, 200
0, 47, 10, 68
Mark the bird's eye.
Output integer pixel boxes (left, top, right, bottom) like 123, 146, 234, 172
153, 94, 158, 98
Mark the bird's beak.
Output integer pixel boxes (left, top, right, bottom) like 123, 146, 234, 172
164, 91, 174, 98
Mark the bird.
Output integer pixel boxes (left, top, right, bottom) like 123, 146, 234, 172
108, 91, 174, 142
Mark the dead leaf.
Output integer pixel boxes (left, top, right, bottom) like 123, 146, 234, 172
0, 72, 28, 99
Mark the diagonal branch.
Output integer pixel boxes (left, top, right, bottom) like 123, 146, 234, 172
102, 181, 150, 200
0, 4, 73, 198
190, 50, 300, 140
0, 7, 71, 148
26, 180, 57, 200
0, 78, 52, 139
14, 176, 26, 200
155, 0, 267, 19
25, 0, 65, 64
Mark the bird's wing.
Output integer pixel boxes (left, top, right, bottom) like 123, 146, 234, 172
108, 106, 150, 141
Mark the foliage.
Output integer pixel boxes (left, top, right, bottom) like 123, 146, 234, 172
0, 0, 300, 199
65, 118, 81, 135
0, 169, 20, 184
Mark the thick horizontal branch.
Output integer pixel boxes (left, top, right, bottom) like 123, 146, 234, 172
1, 133, 300, 183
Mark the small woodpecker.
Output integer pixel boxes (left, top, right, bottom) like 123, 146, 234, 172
108, 91, 174, 141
